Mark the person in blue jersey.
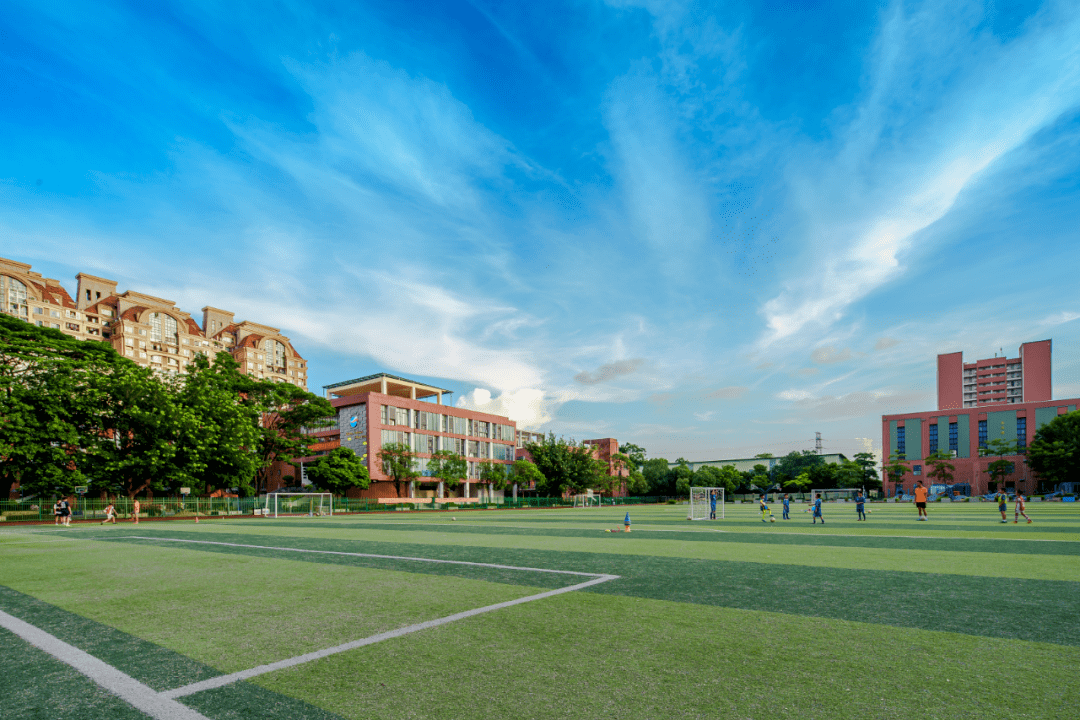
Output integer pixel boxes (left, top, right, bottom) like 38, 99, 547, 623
812, 493, 824, 524
782, 493, 790, 520
709, 491, 718, 520
855, 490, 867, 521
759, 495, 771, 522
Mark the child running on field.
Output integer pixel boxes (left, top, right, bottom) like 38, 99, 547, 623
101, 502, 117, 525
812, 493, 824, 524
1014, 492, 1032, 524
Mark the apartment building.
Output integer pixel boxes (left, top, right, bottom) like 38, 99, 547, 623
0, 256, 308, 387
937, 341, 1051, 410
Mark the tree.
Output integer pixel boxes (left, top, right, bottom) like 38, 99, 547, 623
693, 464, 739, 496
784, 472, 811, 493
618, 443, 646, 471
81, 362, 191, 500
923, 450, 955, 488
884, 452, 908, 494
304, 447, 370, 494
1027, 412, 1080, 490
642, 458, 672, 495
478, 460, 509, 490
671, 459, 693, 497
772, 451, 825, 487
378, 442, 417, 497
524, 434, 606, 496
509, 459, 544, 497
426, 451, 467, 494
171, 353, 262, 497
238, 367, 336, 495
0, 315, 119, 499
982, 438, 1020, 491
626, 470, 648, 495
852, 452, 881, 490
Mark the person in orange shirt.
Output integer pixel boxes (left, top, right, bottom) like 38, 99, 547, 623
913, 480, 929, 521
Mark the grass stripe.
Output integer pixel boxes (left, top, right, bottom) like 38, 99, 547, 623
100, 532, 1080, 646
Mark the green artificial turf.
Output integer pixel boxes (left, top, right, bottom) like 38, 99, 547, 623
252, 592, 1080, 720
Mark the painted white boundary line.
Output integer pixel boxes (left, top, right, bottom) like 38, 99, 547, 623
111, 536, 619, 698
124, 536, 604, 576
163, 573, 617, 698
0, 609, 211, 720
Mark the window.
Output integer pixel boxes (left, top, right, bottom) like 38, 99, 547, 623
949, 422, 958, 453
447, 415, 466, 436
0, 275, 28, 317
381, 429, 410, 446
467, 440, 480, 458
492, 443, 512, 461
266, 339, 286, 370
150, 313, 179, 343
913, 465, 922, 475
978, 420, 987, 448
413, 433, 437, 454
445, 437, 466, 455
1016, 417, 1027, 450
33, 307, 43, 315
928, 424, 938, 455
896, 426, 906, 460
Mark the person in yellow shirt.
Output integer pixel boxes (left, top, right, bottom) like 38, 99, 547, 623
913, 480, 929, 521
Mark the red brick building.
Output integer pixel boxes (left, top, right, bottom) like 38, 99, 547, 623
883, 341, 1076, 496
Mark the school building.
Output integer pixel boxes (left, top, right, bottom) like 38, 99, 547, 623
882, 341, 1078, 496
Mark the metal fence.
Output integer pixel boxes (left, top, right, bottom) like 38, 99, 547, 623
1, 494, 675, 523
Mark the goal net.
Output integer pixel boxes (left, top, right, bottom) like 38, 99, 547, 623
266, 493, 333, 518
811, 488, 860, 503
572, 492, 601, 508
689, 487, 724, 520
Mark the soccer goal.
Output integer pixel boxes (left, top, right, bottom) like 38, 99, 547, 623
266, 493, 333, 518
811, 488, 860, 503
572, 492, 601, 508
689, 487, 724, 520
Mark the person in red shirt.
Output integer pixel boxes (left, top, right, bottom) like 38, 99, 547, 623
913, 480, 929, 521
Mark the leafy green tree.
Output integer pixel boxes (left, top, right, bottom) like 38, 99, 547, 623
1026, 412, 1080, 490
238, 367, 336, 495
642, 458, 672, 495
670, 458, 693, 497
772, 450, 825, 486
852, 452, 881, 490
884, 452, 908, 494
509, 459, 544, 496
304, 447, 370, 494
618, 443, 646, 471
81, 362, 191, 500
524, 434, 606, 496
626, 470, 648, 495
0, 315, 118, 499
693, 465, 739, 495
426, 450, 467, 494
478, 460, 509, 490
378, 442, 417, 497
923, 450, 956, 488
784, 471, 811, 493
171, 354, 262, 496
981, 438, 1020, 491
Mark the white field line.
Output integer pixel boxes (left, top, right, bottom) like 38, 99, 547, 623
0, 609, 211, 720
123, 536, 604, 576
162, 572, 618, 698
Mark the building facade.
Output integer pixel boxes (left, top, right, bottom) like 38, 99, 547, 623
937, 340, 1051, 410
1, 256, 308, 386
884, 341, 1076, 496
292, 374, 518, 500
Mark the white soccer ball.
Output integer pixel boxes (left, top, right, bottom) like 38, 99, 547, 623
687, 515, 693, 521
452, 516, 456, 521
769, 516, 776, 523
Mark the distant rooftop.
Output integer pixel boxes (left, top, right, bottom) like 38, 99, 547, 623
324, 373, 454, 402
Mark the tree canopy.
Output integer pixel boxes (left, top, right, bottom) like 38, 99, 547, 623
305, 447, 370, 494
1027, 412, 1080, 488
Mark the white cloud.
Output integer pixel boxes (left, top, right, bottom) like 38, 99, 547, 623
1041, 311, 1080, 326
456, 387, 553, 429
811, 346, 851, 364
693, 410, 715, 421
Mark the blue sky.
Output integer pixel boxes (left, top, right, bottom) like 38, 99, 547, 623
3, 0, 1080, 465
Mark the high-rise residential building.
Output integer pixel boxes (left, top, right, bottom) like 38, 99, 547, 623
937, 340, 1051, 410
884, 340, 1075, 496
0, 256, 308, 387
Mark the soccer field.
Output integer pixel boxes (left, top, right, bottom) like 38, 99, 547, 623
2, 502, 1079, 719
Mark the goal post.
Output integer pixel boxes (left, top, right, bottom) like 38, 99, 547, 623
689, 487, 724, 520
267, 493, 333, 518
572, 493, 601, 508
810, 488, 860, 503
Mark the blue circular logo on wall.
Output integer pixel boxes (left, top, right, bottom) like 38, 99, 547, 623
349, 415, 359, 428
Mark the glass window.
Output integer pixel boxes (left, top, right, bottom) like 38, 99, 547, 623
265, 339, 286, 369
913, 465, 921, 475
896, 426, 906, 460
928, 424, 938, 455
149, 312, 178, 344
978, 420, 987, 448
949, 422, 958, 453
1016, 417, 1027, 450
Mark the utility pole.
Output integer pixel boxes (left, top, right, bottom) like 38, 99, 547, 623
815, 432, 823, 455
